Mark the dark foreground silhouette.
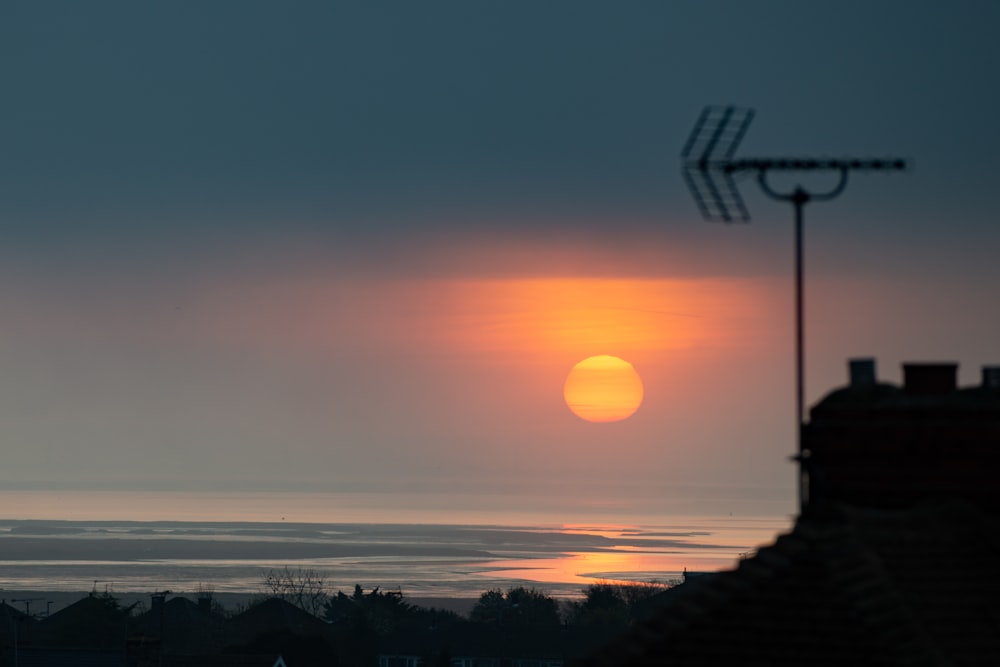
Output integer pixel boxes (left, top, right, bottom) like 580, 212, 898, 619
0, 581, 671, 667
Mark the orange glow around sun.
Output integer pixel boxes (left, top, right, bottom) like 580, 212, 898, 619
564, 355, 644, 423
417, 277, 718, 363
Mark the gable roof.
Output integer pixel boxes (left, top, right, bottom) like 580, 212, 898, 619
578, 500, 1000, 666
225, 598, 331, 648
0, 601, 32, 622
1, 600, 35, 647
34, 594, 133, 649
132, 596, 224, 654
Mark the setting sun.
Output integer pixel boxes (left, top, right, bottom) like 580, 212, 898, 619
564, 355, 644, 423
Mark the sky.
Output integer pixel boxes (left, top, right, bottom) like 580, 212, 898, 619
2, 1, 998, 522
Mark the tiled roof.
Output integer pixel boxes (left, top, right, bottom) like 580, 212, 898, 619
578, 500, 1000, 666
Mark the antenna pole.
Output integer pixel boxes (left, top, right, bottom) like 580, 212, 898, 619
794, 193, 805, 494
756, 173, 847, 510
793, 190, 807, 509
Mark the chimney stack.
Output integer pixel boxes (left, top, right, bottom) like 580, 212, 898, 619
848, 358, 876, 388
983, 366, 1000, 390
903, 363, 958, 395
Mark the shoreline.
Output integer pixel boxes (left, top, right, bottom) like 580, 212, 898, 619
0, 516, 789, 608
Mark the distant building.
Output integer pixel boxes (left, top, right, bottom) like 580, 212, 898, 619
1, 593, 331, 667
578, 358, 1000, 666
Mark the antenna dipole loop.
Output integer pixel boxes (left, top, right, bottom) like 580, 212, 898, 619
757, 167, 850, 204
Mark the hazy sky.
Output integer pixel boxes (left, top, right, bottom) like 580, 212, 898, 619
2, 1, 998, 520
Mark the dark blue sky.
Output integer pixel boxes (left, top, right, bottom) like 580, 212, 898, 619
7, 2, 996, 245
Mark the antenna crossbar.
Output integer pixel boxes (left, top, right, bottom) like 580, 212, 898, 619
722, 157, 907, 173
681, 105, 908, 222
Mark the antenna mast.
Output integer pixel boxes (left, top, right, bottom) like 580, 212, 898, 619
681, 105, 908, 511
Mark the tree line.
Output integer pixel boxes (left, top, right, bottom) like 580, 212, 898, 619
260, 565, 670, 626
256, 566, 674, 663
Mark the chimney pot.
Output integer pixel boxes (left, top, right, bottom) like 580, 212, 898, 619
983, 366, 1000, 390
903, 363, 958, 395
848, 358, 876, 388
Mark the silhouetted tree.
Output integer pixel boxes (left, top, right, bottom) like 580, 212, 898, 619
469, 589, 506, 626
568, 583, 628, 629
567, 581, 668, 629
325, 585, 412, 632
325, 585, 416, 665
259, 566, 329, 616
469, 587, 560, 630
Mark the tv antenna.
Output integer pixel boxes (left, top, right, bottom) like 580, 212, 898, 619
681, 105, 908, 510
11, 597, 47, 617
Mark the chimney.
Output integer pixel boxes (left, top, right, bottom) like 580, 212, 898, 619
848, 358, 876, 388
983, 366, 1000, 390
903, 363, 958, 395
151, 593, 166, 615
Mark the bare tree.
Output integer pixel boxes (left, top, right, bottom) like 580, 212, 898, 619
260, 566, 329, 616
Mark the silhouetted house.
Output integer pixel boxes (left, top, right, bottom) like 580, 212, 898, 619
222, 598, 335, 667
224, 599, 332, 648
377, 656, 422, 667
1, 601, 36, 664
578, 359, 1000, 666
6, 594, 136, 667
807, 360, 1000, 512
32, 593, 134, 651
4, 594, 332, 667
378, 614, 567, 667
5, 646, 129, 667
160, 655, 288, 667
131, 593, 225, 657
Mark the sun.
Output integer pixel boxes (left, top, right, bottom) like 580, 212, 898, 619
563, 355, 644, 423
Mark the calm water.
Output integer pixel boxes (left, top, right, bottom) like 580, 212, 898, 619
0, 490, 793, 602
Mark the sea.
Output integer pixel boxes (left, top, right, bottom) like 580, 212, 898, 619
0, 490, 794, 613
